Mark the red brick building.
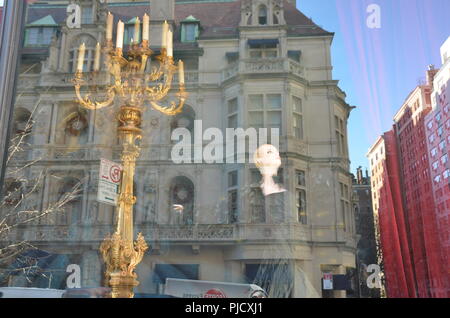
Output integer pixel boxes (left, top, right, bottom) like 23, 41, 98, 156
392, 73, 448, 298
424, 37, 450, 289
368, 132, 416, 298
369, 53, 450, 297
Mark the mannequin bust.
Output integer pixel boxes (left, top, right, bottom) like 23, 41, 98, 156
253, 144, 286, 196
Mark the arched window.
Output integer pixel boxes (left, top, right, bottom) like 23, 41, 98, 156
169, 176, 194, 225
258, 5, 268, 25
12, 108, 33, 153
56, 106, 89, 146
13, 108, 33, 135
68, 34, 97, 73
3, 178, 23, 206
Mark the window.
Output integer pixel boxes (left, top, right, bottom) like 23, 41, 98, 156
249, 48, 278, 59
228, 190, 238, 224
288, 51, 301, 63
248, 94, 282, 132
335, 116, 347, 156
228, 170, 239, 224
68, 35, 97, 73
293, 96, 303, 140
441, 154, 448, 165
81, 6, 93, 25
25, 27, 55, 46
181, 16, 200, 43
184, 24, 197, 42
228, 98, 238, 129
429, 133, 435, 143
169, 176, 194, 225
439, 141, 446, 151
339, 182, 351, 232
436, 112, 442, 123
444, 169, 450, 179
296, 170, 307, 224
248, 40, 278, 59
433, 161, 439, 170
427, 120, 433, 130
431, 148, 438, 157
258, 5, 267, 25
438, 125, 444, 137
228, 171, 238, 188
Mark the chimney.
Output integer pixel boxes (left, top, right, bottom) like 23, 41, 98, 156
356, 167, 363, 185
426, 64, 438, 86
150, 0, 175, 21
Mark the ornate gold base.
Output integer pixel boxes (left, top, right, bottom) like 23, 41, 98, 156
109, 272, 140, 298
100, 233, 148, 298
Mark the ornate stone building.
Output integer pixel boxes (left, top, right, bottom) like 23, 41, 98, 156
1, 0, 355, 297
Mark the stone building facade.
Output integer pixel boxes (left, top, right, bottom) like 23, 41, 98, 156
1, 0, 355, 297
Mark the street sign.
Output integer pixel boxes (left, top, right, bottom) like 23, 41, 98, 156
97, 158, 122, 206
323, 273, 333, 290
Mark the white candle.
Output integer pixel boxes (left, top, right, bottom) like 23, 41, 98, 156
134, 17, 140, 44
116, 20, 124, 49
167, 29, 173, 57
161, 20, 168, 49
94, 42, 101, 71
142, 14, 149, 42
106, 12, 114, 40
77, 43, 86, 72
179, 60, 185, 85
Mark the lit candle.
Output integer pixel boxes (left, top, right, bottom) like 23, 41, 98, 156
142, 14, 150, 42
134, 17, 140, 44
77, 43, 86, 72
179, 60, 185, 85
116, 20, 124, 49
167, 29, 173, 57
106, 12, 114, 41
161, 20, 168, 49
94, 42, 101, 71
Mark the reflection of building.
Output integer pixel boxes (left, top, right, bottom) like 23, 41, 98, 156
368, 39, 450, 298
351, 168, 380, 298
1, 0, 356, 297
424, 37, 450, 280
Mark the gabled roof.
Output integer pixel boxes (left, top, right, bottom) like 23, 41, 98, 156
26, 0, 332, 40
27, 14, 58, 27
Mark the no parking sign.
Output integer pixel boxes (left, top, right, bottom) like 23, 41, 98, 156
97, 158, 123, 206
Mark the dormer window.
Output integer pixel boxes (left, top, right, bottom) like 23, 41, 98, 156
181, 15, 200, 43
124, 18, 140, 45
25, 15, 58, 47
258, 5, 268, 25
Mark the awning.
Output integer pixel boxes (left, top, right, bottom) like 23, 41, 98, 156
248, 39, 279, 48
152, 264, 199, 284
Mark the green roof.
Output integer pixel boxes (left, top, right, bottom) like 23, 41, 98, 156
127, 17, 139, 24
181, 15, 200, 23
27, 15, 58, 27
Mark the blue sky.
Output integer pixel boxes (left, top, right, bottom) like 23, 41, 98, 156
297, 0, 450, 173
1, 0, 448, 173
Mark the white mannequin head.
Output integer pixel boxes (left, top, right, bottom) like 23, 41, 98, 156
253, 144, 282, 177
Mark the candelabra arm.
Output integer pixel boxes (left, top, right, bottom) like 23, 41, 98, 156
149, 85, 187, 116
73, 71, 116, 110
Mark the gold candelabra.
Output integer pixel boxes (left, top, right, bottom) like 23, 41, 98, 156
72, 15, 187, 298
